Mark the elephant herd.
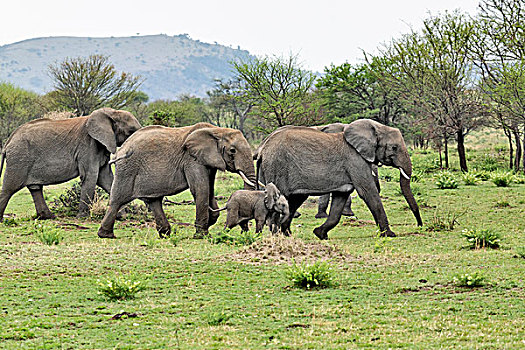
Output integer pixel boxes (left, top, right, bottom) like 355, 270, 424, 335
0, 108, 423, 240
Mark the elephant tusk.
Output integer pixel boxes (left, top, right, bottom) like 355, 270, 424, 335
399, 167, 410, 180
258, 181, 266, 188
238, 171, 256, 188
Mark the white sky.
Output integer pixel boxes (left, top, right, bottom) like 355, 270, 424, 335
1, 0, 480, 72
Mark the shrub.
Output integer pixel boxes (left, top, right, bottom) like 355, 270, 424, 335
472, 169, 491, 181
410, 170, 425, 183
97, 277, 145, 301
286, 260, 333, 290
491, 171, 514, 187
206, 310, 233, 326
31, 221, 63, 245
462, 172, 479, 186
453, 271, 486, 288
208, 229, 261, 246
513, 174, 525, 184
2, 217, 19, 227
462, 228, 501, 249
494, 200, 510, 208
50, 181, 107, 217
426, 209, 461, 232
435, 171, 458, 189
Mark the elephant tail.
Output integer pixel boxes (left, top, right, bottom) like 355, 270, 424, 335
209, 206, 227, 213
0, 149, 5, 178
109, 149, 134, 165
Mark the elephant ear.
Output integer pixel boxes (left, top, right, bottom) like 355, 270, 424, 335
343, 119, 377, 163
86, 109, 117, 154
264, 182, 281, 209
183, 128, 226, 170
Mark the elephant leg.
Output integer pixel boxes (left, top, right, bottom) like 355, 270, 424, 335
0, 183, 23, 220
341, 195, 355, 217
313, 192, 349, 240
281, 194, 308, 236
97, 163, 114, 194
255, 218, 264, 233
27, 185, 55, 219
98, 197, 130, 239
207, 169, 220, 227
77, 168, 99, 218
187, 168, 212, 238
315, 194, 330, 218
145, 197, 171, 238
239, 220, 250, 232
356, 184, 394, 237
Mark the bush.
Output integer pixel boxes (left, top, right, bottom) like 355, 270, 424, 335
462, 172, 479, 186
31, 221, 63, 245
286, 260, 333, 290
97, 277, 145, 301
491, 172, 514, 187
462, 228, 501, 249
453, 271, 486, 288
435, 171, 458, 189
426, 209, 461, 232
472, 169, 491, 181
50, 181, 107, 217
208, 229, 261, 246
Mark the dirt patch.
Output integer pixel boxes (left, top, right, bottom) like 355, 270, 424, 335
221, 235, 355, 266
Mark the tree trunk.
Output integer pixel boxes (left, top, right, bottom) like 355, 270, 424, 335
522, 127, 525, 174
514, 130, 522, 171
444, 136, 449, 169
503, 127, 513, 169
457, 130, 468, 173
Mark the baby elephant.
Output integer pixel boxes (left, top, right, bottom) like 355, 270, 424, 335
211, 183, 289, 233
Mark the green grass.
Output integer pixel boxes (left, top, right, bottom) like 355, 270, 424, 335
0, 144, 524, 348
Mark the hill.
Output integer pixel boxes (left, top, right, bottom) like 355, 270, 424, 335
0, 34, 253, 100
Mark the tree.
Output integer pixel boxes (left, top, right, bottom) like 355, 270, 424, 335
232, 54, 322, 131
147, 95, 206, 127
470, 0, 525, 171
48, 55, 143, 116
316, 58, 405, 126
376, 11, 487, 172
0, 83, 44, 147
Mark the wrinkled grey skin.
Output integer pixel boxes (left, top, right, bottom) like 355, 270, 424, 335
256, 119, 422, 239
311, 123, 380, 219
0, 108, 141, 219
210, 183, 290, 234
97, 122, 257, 239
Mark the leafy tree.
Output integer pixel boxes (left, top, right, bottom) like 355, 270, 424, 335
470, 0, 525, 171
376, 11, 488, 172
48, 55, 143, 116
147, 95, 206, 127
232, 54, 322, 131
316, 58, 405, 126
0, 83, 44, 147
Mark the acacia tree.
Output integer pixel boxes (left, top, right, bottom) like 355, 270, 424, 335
376, 11, 487, 172
49, 55, 143, 116
470, 0, 525, 171
232, 54, 321, 131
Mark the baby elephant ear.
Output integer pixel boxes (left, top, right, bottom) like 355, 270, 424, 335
344, 119, 378, 163
183, 128, 226, 170
87, 109, 117, 154
264, 182, 281, 209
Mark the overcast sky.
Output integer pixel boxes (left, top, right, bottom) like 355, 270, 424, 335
1, 0, 480, 72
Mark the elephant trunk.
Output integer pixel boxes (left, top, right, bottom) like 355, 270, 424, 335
235, 154, 257, 190
279, 205, 290, 226
399, 167, 423, 227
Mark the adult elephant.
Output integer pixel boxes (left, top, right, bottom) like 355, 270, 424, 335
97, 122, 257, 239
310, 123, 380, 219
256, 119, 422, 239
0, 108, 142, 219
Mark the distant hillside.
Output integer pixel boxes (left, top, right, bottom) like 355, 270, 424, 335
0, 34, 253, 100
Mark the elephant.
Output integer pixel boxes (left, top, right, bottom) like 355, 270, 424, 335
255, 118, 423, 239
0, 108, 142, 220
310, 123, 380, 219
97, 122, 257, 239
210, 182, 290, 234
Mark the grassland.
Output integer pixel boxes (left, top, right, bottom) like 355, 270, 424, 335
0, 131, 524, 349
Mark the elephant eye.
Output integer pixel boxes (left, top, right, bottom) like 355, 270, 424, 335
392, 145, 398, 151
230, 147, 236, 154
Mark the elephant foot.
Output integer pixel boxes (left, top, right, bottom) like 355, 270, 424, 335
37, 212, 56, 220
98, 228, 116, 239
193, 228, 209, 239
379, 229, 396, 237
341, 209, 355, 217
315, 212, 328, 219
157, 226, 171, 239
313, 227, 328, 240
